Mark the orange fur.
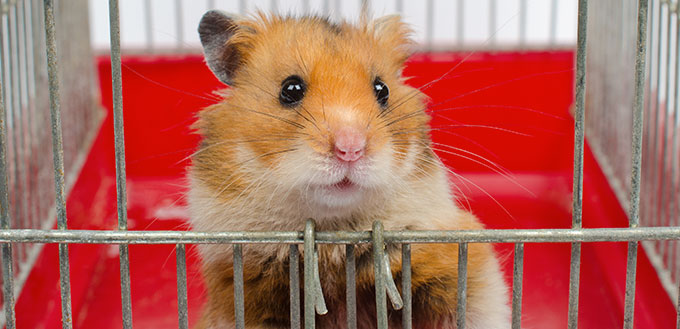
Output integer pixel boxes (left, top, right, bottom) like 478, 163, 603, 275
191, 12, 509, 329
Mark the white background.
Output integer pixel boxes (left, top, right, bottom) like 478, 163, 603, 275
88, 0, 578, 50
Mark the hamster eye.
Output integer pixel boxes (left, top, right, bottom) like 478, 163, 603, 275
279, 75, 306, 107
373, 77, 389, 108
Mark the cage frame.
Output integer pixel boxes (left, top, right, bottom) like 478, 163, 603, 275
0, 0, 679, 329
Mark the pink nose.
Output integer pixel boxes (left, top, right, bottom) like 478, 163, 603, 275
334, 128, 366, 162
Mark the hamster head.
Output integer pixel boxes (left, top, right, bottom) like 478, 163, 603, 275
194, 12, 437, 219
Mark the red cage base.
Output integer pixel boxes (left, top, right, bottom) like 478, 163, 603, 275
13, 51, 677, 328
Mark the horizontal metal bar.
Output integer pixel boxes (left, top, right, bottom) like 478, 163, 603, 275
0, 227, 677, 244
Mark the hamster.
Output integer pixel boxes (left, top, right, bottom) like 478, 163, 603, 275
190, 10, 510, 329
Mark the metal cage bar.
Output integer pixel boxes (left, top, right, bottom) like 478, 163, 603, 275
568, 0, 589, 327
176, 244, 189, 329
345, 244, 356, 329
107, 0, 133, 327
43, 0, 73, 327
511, 243, 524, 329
289, 244, 301, 329
0, 0, 678, 328
624, 0, 650, 328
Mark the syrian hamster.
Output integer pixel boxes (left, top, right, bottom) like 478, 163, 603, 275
190, 11, 510, 329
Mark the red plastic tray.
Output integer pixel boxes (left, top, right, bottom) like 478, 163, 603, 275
12, 51, 677, 328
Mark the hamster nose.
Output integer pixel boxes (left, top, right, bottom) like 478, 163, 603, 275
334, 128, 366, 162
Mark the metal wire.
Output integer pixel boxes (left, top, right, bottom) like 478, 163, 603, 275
0, 227, 677, 244
176, 244, 188, 329
569, 1, 589, 327
43, 0, 73, 327
456, 243, 468, 329
233, 244, 245, 329
0, 1, 678, 328
0, 6, 15, 326
289, 244, 301, 329
511, 243, 524, 329
624, 0, 650, 327
108, 0, 133, 327
345, 244, 356, 329
401, 244, 412, 329
372, 221, 387, 329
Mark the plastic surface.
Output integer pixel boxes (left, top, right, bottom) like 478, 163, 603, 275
13, 51, 677, 328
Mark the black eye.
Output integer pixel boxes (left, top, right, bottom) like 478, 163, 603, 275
373, 77, 389, 108
280, 75, 306, 107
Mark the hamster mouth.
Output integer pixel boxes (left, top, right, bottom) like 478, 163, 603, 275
332, 177, 355, 190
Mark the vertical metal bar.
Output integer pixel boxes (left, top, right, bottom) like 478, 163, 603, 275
651, 0, 664, 233
322, 0, 330, 16
302, 0, 310, 13
239, 0, 246, 15
345, 244, 356, 329
233, 244, 245, 329
401, 244, 411, 329
16, 0, 30, 235
270, 0, 278, 14
144, 0, 153, 52
511, 243, 524, 329
489, 0, 497, 45
0, 6, 16, 327
456, 243, 468, 329
569, 1, 588, 327
519, 0, 527, 46
334, 0, 341, 21
457, 0, 464, 46
109, 1, 133, 327
670, 2, 680, 289
658, 0, 674, 264
395, 0, 403, 14
43, 0, 73, 327
304, 220, 316, 329
425, 0, 433, 50
9, 2, 21, 238
676, 279, 679, 329
175, 0, 183, 49
208, 0, 216, 9
289, 244, 301, 329
22, 0, 37, 233
176, 244, 188, 329
360, 0, 370, 18
643, 0, 656, 230
372, 221, 387, 329
624, 0, 649, 327
549, 0, 558, 45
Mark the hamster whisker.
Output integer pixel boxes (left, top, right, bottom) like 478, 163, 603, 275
425, 142, 535, 200
427, 147, 514, 219
180, 137, 300, 165
122, 63, 221, 102
428, 68, 574, 110
391, 128, 500, 161
208, 147, 299, 203
239, 80, 321, 130
229, 104, 306, 129
427, 104, 568, 121
431, 124, 532, 137
392, 148, 472, 211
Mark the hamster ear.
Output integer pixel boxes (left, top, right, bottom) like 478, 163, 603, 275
198, 10, 242, 85
371, 15, 413, 65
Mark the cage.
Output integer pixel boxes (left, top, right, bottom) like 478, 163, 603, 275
0, 0, 678, 328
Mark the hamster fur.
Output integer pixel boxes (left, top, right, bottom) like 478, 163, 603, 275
190, 11, 510, 329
